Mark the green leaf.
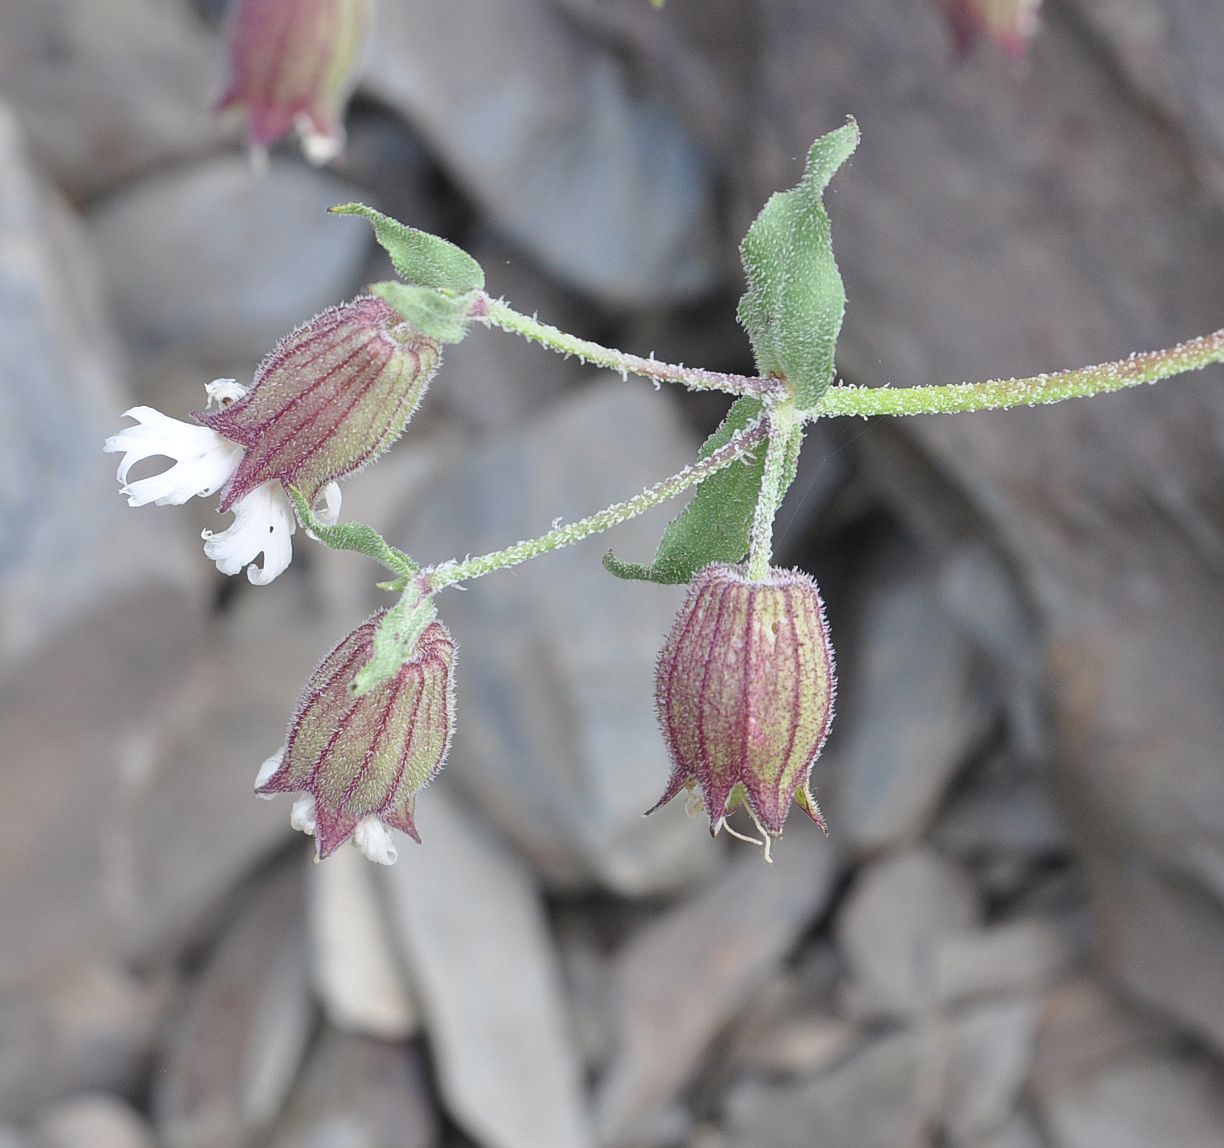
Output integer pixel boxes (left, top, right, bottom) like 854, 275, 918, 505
351, 594, 438, 697
736, 118, 859, 411
331, 203, 485, 292
288, 486, 417, 576
370, 281, 477, 343
604, 398, 801, 584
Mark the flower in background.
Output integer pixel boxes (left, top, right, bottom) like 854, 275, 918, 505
217, 0, 372, 164
937, 0, 1041, 59
255, 612, 457, 863
104, 296, 440, 584
651, 563, 836, 858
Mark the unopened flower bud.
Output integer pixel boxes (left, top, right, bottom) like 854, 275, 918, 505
217, 0, 371, 164
196, 296, 440, 514
256, 612, 456, 863
650, 563, 836, 853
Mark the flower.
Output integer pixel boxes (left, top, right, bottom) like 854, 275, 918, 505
936, 0, 1041, 59
650, 562, 836, 857
104, 296, 440, 585
255, 612, 457, 863
217, 0, 372, 164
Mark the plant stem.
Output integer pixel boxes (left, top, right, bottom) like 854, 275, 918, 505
747, 407, 797, 580
815, 329, 1224, 418
429, 418, 769, 589
477, 296, 786, 401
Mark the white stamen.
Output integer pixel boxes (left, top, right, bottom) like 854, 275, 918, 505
254, 749, 284, 795
202, 479, 296, 585
205, 378, 248, 408
290, 794, 317, 835
352, 817, 398, 866
104, 406, 243, 507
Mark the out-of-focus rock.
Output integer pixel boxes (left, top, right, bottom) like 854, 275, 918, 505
814, 552, 993, 855
939, 998, 1039, 1143
0, 962, 167, 1123
936, 757, 1069, 860
1040, 1053, 1224, 1148
0, 0, 222, 201
269, 1028, 439, 1148
34, 1093, 155, 1148
378, 787, 592, 1148
396, 380, 717, 894
365, 0, 720, 305
90, 156, 370, 360
120, 588, 344, 960
935, 919, 1077, 1005
0, 104, 204, 663
975, 1112, 1048, 1148
1029, 976, 1171, 1094
153, 860, 314, 1148
308, 845, 418, 1041
596, 828, 842, 1143
836, 850, 980, 1019
722, 1030, 935, 1148
726, 977, 859, 1079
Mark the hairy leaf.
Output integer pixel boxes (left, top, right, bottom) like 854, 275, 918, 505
331, 203, 485, 292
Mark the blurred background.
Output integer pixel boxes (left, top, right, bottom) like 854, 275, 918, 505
4, 1, 1224, 1146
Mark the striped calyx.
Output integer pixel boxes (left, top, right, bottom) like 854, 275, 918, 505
196, 296, 440, 512
651, 562, 836, 842
257, 612, 456, 859
217, 0, 370, 163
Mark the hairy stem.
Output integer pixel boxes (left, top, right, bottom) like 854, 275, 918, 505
477, 296, 786, 401
430, 418, 769, 589
815, 329, 1224, 418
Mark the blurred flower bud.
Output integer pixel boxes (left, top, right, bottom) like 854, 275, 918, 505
106, 297, 439, 584
256, 612, 457, 863
196, 296, 440, 513
937, 0, 1041, 59
217, 0, 371, 164
651, 563, 835, 854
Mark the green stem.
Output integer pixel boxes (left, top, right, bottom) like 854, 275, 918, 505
815, 329, 1224, 418
747, 407, 797, 580
430, 418, 769, 589
477, 296, 786, 401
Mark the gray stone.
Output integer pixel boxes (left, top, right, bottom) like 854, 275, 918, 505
378, 787, 593, 1148
836, 850, 980, 1019
90, 156, 370, 360
814, 553, 994, 854
365, 0, 720, 305
1041, 1054, 1224, 1148
35, 1094, 155, 1148
0, 962, 167, 1123
939, 998, 1039, 1143
396, 380, 718, 894
0, 103, 205, 664
596, 828, 842, 1143
153, 860, 314, 1148
973, 1112, 1048, 1148
0, 0, 222, 199
269, 1028, 439, 1148
308, 845, 419, 1041
722, 1030, 935, 1148
935, 919, 1077, 1005
936, 759, 1069, 859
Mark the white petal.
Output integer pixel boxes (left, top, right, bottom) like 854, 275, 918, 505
352, 817, 398, 866
205, 378, 248, 408
202, 480, 296, 585
317, 482, 342, 526
254, 748, 284, 796
290, 795, 317, 835
104, 406, 243, 507
296, 114, 343, 165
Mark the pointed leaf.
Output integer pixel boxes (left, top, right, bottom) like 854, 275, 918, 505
331, 203, 485, 292
371, 281, 477, 343
604, 398, 801, 584
289, 486, 417, 576
737, 119, 858, 411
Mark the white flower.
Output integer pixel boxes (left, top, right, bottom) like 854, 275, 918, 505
104, 407, 243, 507
202, 478, 297, 586
254, 749, 284, 796
352, 817, 398, 865
290, 794, 318, 835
